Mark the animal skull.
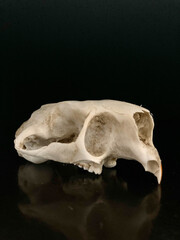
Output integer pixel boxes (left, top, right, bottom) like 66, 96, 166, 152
14, 100, 162, 183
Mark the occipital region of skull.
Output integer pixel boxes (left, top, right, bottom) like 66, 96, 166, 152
14, 100, 162, 184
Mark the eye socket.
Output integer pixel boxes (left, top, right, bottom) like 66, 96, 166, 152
85, 112, 118, 157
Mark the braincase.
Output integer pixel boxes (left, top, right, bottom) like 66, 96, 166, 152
45, 102, 88, 137
32, 102, 87, 139
15, 103, 56, 138
19, 102, 89, 151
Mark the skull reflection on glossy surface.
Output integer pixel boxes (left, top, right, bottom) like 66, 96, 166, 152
18, 163, 161, 240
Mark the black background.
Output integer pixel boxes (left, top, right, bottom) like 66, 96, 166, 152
1, 0, 180, 239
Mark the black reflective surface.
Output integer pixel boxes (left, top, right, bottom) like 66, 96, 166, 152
0, 148, 180, 240
18, 163, 161, 240
1, 0, 180, 239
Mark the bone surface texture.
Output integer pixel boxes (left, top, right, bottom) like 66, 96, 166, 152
14, 100, 162, 183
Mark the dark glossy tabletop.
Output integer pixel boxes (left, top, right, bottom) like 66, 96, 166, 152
0, 141, 180, 240
1, 0, 180, 239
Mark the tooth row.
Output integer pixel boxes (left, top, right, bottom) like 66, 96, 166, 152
74, 163, 101, 175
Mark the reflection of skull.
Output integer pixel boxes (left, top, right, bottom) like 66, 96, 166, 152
14, 100, 162, 183
18, 163, 161, 240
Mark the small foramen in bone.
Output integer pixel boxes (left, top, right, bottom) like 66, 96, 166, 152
14, 100, 162, 183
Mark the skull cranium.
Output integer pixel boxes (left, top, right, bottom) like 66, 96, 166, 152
14, 100, 162, 183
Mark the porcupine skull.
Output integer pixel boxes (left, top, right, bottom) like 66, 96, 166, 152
14, 100, 162, 183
